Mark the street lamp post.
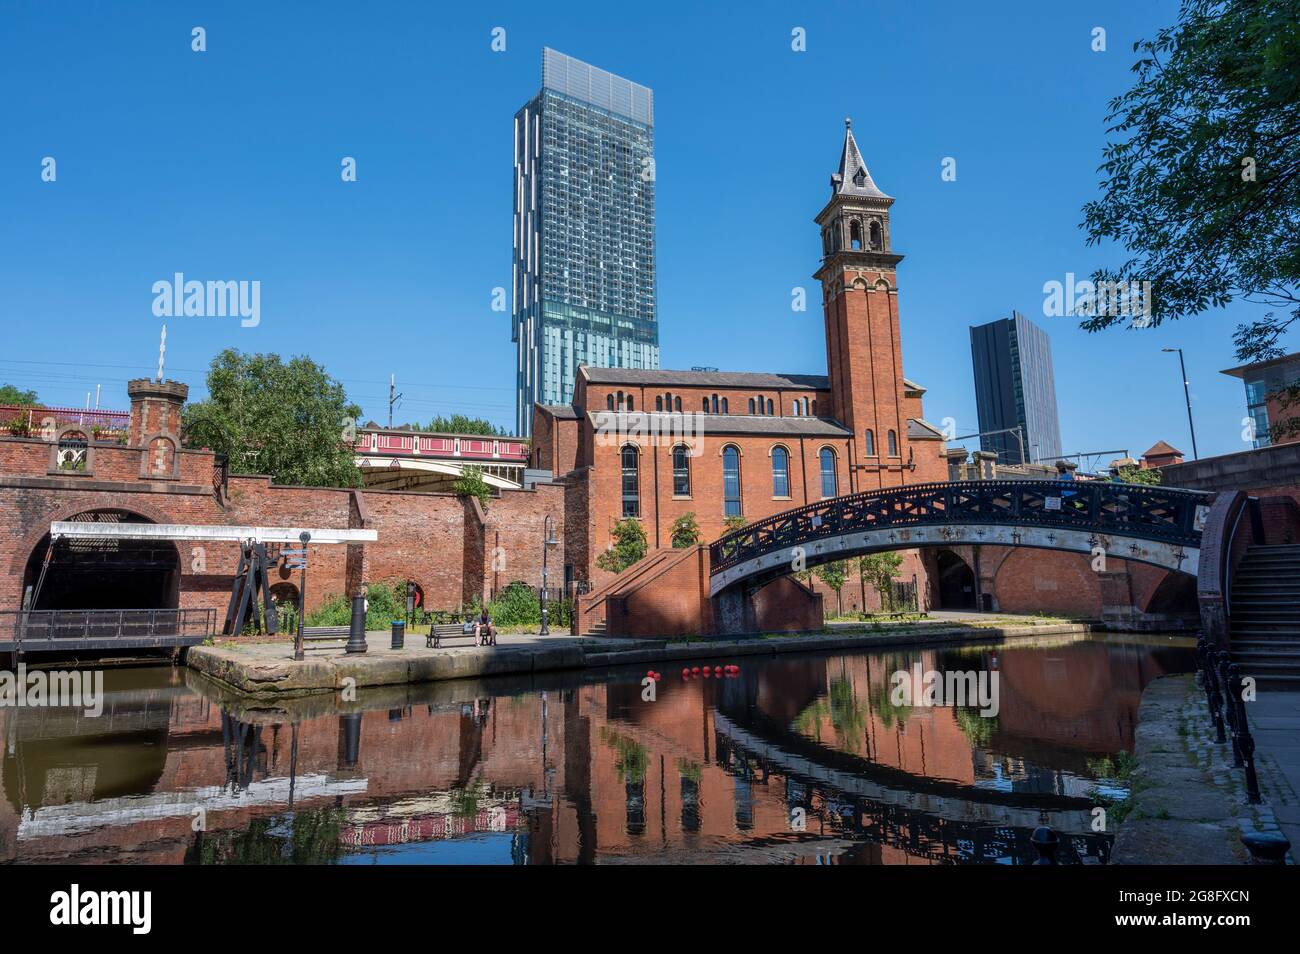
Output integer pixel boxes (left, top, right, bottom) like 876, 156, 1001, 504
539, 515, 559, 636
1162, 348, 1199, 459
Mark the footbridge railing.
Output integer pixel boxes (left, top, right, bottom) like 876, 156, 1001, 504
709, 480, 1212, 580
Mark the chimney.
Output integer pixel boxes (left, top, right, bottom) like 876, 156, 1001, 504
128, 378, 188, 448
972, 450, 998, 480
944, 448, 969, 481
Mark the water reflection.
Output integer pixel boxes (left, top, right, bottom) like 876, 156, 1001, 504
0, 633, 1191, 865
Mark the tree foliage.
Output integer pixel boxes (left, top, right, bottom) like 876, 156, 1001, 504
858, 553, 905, 610
596, 518, 648, 573
815, 560, 850, 616
424, 414, 506, 436
453, 465, 495, 508
1081, 1, 1300, 437
671, 512, 701, 548
1116, 464, 1164, 485
0, 384, 38, 406
182, 349, 362, 487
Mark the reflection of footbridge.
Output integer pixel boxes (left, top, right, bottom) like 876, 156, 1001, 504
712, 712, 1108, 864
708, 479, 1210, 597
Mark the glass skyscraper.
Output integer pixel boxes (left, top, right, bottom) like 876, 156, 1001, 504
969, 312, 1063, 465
512, 48, 659, 435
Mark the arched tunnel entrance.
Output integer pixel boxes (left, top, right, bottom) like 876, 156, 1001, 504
22, 510, 180, 611
935, 549, 976, 610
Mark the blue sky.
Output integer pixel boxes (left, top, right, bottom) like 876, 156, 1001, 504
0, 0, 1273, 465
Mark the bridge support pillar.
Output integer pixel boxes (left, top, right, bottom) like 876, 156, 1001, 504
711, 584, 757, 637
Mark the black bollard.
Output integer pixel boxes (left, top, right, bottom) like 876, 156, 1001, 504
391, 619, 405, 650
1030, 826, 1059, 865
345, 592, 368, 654
1241, 831, 1290, 864
338, 712, 363, 770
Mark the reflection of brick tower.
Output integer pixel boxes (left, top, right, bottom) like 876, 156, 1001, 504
814, 119, 918, 491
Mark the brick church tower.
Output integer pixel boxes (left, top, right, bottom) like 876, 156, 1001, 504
815, 119, 936, 490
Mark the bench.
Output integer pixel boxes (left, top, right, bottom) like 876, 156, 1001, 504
300, 625, 350, 648
427, 621, 495, 649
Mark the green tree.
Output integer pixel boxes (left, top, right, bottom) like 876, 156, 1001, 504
722, 514, 747, 532
424, 414, 506, 436
0, 384, 38, 405
596, 518, 648, 573
858, 552, 905, 611
453, 464, 495, 508
815, 560, 850, 618
182, 349, 362, 487
1080, 0, 1300, 438
1116, 464, 1163, 485
670, 512, 701, 548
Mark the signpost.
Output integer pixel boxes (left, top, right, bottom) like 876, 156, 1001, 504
292, 532, 311, 661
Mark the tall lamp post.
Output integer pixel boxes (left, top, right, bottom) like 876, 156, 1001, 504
1162, 347, 1200, 459
539, 515, 559, 636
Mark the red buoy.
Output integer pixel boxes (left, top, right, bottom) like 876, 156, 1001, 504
692, 666, 701, 675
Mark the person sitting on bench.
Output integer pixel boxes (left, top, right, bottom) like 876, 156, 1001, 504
473, 608, 496, 646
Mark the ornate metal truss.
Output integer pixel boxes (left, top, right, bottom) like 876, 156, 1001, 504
708, 480, 1212, 594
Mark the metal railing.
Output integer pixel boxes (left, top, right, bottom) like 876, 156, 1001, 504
1, 608, 216, 651
709, 479, 1211, 575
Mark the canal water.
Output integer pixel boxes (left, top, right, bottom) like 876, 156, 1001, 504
0, 632, 1192, 865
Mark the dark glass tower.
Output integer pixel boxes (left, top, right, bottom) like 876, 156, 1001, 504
969, 312, 1062, 465
512, 48, 659, 435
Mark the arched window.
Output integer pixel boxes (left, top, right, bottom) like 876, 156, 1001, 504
673, 396, 681, 412
863, 429, 876, 456
56, 430, 89, 472
869, 220, 882, 250
607, 394, 615, 411
722, 446, 742, 518
803, 397, 810, 415
819, 447, 838, 498
850, 220, 863, 250
621, 445, 640, 517
626, 395, 634, 411
703, 396, 710, 411
887, 429, 899, 456
665, 392, 672, 410
720, 398, 728, 414
748, 398, 756, 414
672, 444, 691, 497
617, 390, 624, 410
766, 398, 774, 416
656, 396, 664, 411
811, 400, 817, 416
771, 446, 790, 498
711, 394, 720, 414
792, 401, 801, 417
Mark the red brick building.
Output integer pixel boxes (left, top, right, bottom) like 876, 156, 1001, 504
535, 121, 949, 605
0, 379, 567, 623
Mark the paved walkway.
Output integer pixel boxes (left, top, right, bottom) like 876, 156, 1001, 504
1113, 675, 1297, 864
1249, 691, 1300, 854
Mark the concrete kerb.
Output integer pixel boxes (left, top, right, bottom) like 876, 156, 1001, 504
185, 619, 1094, 699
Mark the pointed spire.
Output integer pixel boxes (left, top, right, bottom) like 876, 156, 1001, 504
831, 117, 889, 199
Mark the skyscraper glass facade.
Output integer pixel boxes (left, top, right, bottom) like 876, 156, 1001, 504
512, 48, 658, 435
970, 313, 1063, 465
